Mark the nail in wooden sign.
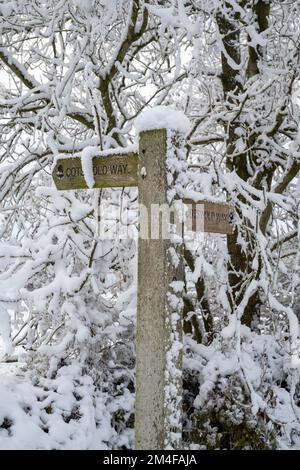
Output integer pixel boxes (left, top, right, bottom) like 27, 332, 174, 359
52, 152, 138, 190
184, 199, 233, 235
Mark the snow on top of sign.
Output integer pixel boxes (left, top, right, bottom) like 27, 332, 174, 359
81, 146, 98, 189
183, 189, 230, 206
53, 144, 138, 166
89, 144, 138, 157
135, 106, 191, 135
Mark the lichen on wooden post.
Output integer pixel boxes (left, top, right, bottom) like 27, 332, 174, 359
135, 126, 187, 450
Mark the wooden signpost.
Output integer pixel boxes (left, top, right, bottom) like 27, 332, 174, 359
52, 125, 233, 450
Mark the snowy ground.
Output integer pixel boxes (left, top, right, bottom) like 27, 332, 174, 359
0, 342, 132, 450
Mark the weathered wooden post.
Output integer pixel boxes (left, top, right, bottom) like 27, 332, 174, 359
135, 113, 189, 450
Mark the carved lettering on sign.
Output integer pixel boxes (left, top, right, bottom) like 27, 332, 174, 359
52, 153, 138, 190
184, 199, 233, 235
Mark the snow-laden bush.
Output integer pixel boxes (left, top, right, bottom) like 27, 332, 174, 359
0, 363, 133, 450
184, 331, 300, 450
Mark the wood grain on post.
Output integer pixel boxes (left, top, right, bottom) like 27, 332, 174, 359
135, 129, 184, 450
